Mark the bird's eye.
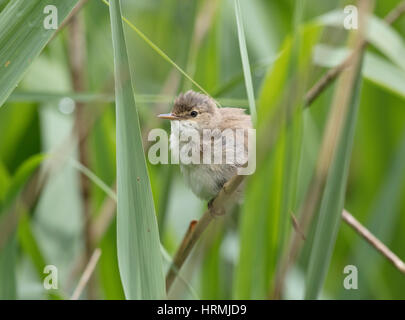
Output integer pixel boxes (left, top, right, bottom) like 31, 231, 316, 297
190, 111, 198, 117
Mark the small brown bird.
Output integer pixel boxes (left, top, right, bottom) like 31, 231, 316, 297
158, 90, 252, 201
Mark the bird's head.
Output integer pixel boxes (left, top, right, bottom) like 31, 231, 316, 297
158, 90, 220, 130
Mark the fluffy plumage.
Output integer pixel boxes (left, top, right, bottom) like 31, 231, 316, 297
168, 90, 252, 201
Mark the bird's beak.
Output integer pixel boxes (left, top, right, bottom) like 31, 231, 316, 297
157, 113, 179, 120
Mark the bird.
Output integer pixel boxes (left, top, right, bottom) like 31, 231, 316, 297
158, 90, 252, 202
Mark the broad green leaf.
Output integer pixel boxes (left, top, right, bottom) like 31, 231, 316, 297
304, 57, 364, 300
109, 0, 165, 299
0, 0, 79, 107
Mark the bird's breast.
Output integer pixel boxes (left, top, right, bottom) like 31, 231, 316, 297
169, 122, 248, 200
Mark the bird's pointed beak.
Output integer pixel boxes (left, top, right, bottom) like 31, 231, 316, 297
157, 113, 179, 120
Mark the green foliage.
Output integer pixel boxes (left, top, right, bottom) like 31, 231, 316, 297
234, 23, 322, 299
0, 0, 79, 107
0, 0, 404, 300
0, 154, 45, 213
0, 237, 16, 299
305, 57, 364, 300
109, 0, 165, 299
342, 129, 405, 299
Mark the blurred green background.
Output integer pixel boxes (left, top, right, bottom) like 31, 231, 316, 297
0, 0, 404, 300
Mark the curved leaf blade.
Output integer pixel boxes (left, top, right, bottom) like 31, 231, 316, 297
0, 0, 79, 107
109, 0, 165, 300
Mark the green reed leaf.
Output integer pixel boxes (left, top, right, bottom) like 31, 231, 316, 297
109, 0, 165, 299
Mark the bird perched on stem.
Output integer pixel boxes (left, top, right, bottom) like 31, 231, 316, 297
158, 90, 253, 202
